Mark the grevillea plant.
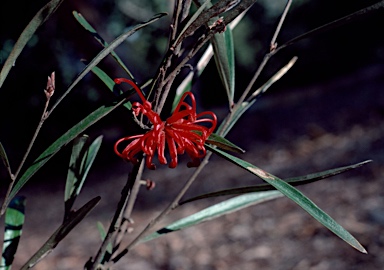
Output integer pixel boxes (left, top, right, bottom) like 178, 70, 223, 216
1, 0, 383, 269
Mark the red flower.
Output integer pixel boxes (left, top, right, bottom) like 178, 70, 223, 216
114, 78, 217, 169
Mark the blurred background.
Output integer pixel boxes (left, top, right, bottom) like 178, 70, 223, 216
1, 0, 384, 269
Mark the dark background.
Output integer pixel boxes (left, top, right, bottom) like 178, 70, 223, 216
0, 0, 384, 269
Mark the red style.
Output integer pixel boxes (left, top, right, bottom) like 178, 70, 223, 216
114, 78, 217, 169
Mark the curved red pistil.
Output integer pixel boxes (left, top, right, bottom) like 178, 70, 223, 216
114, 78, 217, 169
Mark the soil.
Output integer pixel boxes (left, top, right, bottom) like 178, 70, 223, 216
6, 65, 384, 270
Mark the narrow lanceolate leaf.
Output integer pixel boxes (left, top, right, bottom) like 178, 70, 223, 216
65, 135, 89, 204
207, 145, 367, 254
72, 11, 134, 79
81, 135, 103, 189
172, 7, 246, 112
181, 160, 372, 204
19, 197, 100, 270
89, 66, 132, 110
5, 92, 130, 210
248, 57, 298, 102
217, 57, 298, 137
212, 26, 235, 107
141, 191, 282, 243
49, 12, 166, 114
0, 0, 64, 88
97, 222, 112, 255
206, 133, 245, 154
1, 196, 26, 270
64, 135, 102, 218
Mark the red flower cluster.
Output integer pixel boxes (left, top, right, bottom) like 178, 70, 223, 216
114, 78, 217, 169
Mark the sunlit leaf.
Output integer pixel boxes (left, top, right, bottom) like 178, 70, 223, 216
207, 145, 367, 253
181, 160, 371, 204
0, 0, 64, 88
1, 196, 26, 270
141, 191, 282, 243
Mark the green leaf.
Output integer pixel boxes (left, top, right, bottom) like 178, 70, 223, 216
64, 135, 89, 203
212, 26, 235, 107
207, 145, 367, 254
77, 135, 103, 195
49, 12, 166, 113
1, 196, 26, 270
216, 56, 298, 137
247, 57, 298, 102
19, 197, 100, 270
4, 14, 165, 208
171, 5, 247, 112
89, 66, 132, 110
141, 191, 282, 243
97, 222, 112, 255
64, 135, 102, 217
5, 92, 129, 210
73, 11, 134, 79
181, 160, 371, 204
206, 133, 245, 154
0, 0, 64, 88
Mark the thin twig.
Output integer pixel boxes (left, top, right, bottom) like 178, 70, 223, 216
236, 0, 292, 107
86, 159, 144, 270
270, 0, 292, 51
112, 152, 212, 263
1, 72, 55, 215
171, 0, 183, 42
111, 168, 143, 252
155, 28, 218, 114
